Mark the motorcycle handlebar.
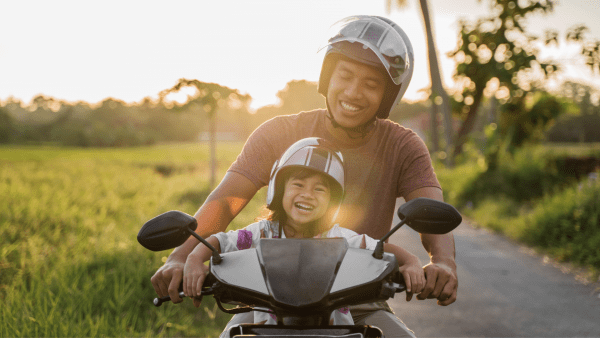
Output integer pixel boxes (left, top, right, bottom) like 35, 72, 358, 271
153, 291, 208, 307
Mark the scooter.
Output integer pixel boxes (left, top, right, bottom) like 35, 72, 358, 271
138, 197, 461, 338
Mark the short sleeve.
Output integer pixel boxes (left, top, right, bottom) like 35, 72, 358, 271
396, 132, 441, 198
227, 117, 289, 189
211, 221, 268, 253
327, 224, 378, 251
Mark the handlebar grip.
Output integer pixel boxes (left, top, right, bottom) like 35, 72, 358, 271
153, 291, 186, 307
153, 291, 208, 307
393, 272, 407, 293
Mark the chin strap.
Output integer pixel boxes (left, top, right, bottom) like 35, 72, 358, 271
325, 102, 376, 139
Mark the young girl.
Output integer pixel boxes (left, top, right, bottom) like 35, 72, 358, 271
183, 137, 425, 327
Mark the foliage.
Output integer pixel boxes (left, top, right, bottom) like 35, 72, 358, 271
0, 107, 16, 143
436, 144, 600, 275
160, 79, 251, 120
447, 0, 559, 156
249, 80, 325, 132
1, 97, 206, 147
559, 24, 600, 75
518, 173, 600, 269
545, 81, 600, 143
440, 144, 600, 209
0, 143, 267, 337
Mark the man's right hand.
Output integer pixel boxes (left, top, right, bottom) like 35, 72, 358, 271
151, 260, 185, 304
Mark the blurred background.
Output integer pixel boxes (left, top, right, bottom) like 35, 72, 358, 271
1, 0, 599, 336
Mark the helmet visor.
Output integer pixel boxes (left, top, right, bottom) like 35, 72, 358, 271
319, 15, 410, 86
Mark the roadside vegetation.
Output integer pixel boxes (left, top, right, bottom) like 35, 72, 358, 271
436, 144, 600, 281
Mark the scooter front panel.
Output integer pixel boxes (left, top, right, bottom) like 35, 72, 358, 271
330, 248, 391, 293
211, 249, 269, 295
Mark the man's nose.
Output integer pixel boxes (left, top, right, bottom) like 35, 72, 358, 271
344, 79, 363, 99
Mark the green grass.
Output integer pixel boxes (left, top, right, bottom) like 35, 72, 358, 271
0, 143, 266, 337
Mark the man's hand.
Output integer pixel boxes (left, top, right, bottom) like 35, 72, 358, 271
417, 262, 457, 306
151, 260, 185, 304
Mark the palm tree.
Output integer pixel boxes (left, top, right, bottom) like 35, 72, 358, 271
386, 0, 454, 166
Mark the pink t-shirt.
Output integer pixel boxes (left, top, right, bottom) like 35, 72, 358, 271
228, 109, 441, 240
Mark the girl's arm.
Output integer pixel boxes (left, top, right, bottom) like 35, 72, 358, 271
183, 236, 221, 307
383, 243, 420, 266
383, 243, 425, 301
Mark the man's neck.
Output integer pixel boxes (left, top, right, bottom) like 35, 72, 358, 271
324, 115, 376, 147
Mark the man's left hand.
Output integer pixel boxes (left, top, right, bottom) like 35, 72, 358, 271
416, 262, 457, 306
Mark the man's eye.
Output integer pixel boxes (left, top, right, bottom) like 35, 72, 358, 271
366, 81, 381, 89
338, 71, 352, 79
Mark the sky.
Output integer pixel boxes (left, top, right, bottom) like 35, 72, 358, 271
1, 0, 599, 110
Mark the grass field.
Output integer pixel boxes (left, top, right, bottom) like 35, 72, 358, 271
0, 143, 267, 337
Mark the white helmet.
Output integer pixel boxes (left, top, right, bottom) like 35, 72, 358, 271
318, 15, 414, 120
266, 138, 345, 222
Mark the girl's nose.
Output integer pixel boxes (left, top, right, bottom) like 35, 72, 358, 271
299, 190, 314, 199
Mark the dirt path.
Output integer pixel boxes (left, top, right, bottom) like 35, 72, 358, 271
387, 206, 600, 337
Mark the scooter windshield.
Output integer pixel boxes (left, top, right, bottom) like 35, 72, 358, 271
257, 238, 348, 307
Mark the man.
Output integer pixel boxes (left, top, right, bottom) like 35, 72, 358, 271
152, 15, 457, 338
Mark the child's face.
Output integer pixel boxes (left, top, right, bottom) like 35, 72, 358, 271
282, 173, 331, 230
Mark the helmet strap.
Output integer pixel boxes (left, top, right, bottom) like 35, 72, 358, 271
325, 101, 376, 140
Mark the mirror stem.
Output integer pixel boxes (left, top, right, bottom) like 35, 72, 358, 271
186, 228, 222, 264
373, 219, 407, 259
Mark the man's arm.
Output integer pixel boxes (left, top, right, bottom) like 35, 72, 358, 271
150, 172, 259, 303
405, 186, 457, 306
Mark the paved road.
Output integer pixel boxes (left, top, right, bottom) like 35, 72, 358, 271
387, 203, 600, 337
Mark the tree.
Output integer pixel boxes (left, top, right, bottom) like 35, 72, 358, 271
447, 0, 558, 158
251, 80, 325, 131
0, 108, 16, 143
387, 0, 455, 166
561, 25, 600, 76
161, 79, 251, 188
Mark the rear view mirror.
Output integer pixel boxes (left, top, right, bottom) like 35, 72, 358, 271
373, 198, 462, 259
137, 211, 198, 251
398, 198, 462, 234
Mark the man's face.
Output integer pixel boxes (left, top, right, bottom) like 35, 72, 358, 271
327, 59, 386, 128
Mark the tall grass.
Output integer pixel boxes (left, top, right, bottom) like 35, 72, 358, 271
1, 143, 266, 337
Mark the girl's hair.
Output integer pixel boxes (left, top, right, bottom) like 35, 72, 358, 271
257, 167, 338, 238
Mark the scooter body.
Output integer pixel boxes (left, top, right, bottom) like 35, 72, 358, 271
139, 198, 462, 338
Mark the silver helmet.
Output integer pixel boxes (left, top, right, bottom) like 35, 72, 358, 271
266, 137, 345, 222
318, 15, 414, 119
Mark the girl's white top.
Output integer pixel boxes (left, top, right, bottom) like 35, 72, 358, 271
211, 219, 379, 325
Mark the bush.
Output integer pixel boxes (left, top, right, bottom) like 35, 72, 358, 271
452, 146, 600, 208
518, 173, 600, 269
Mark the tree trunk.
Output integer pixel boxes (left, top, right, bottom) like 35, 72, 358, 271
453, 91, 483, 157
430, 96, 439, 152
209, 111, 217, 189
419, 0, 454, 166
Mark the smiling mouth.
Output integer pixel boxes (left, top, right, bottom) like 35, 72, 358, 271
340, 101, 362, 112
294, 202, 315, 211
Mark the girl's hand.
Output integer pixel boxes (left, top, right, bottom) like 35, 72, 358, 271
183, 253, 210, 308
398, 258, 425, 302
